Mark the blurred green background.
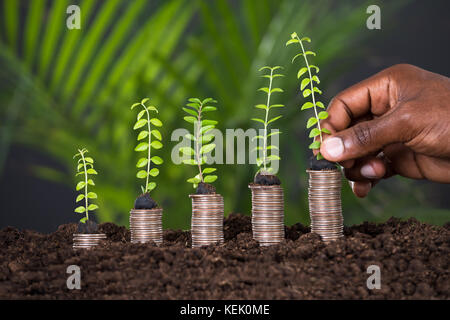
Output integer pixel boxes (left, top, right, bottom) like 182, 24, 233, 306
0, 0, 449, 232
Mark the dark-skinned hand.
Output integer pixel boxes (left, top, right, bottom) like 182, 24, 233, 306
319, 64, 450, 197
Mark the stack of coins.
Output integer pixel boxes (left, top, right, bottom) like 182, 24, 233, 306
190, 194, 224, 248
307, 169, 344, 242
249, 184, 285, 246
129, 208, 163, 245
72, 233, 106, 250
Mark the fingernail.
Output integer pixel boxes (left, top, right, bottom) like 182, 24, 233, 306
361, 164, 377, 179
322, 137, 344, 159
354, 182, 372, 198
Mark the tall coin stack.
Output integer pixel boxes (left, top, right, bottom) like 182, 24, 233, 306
190, 194, 224, 248
249, 184, 285, 246
307, 169, 344, 242
73, 233, 106, 250
129, 208, 163, 245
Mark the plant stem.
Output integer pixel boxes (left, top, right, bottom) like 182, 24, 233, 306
141, 102, 151, 193
79, 149, 89, 221
263, 68, 274, 172
295, 35, 323, 143
196, 102, 204, 182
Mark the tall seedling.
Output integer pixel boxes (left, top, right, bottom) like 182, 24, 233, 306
73, 148, 99, 223
181, 98, 218, 188
286, 33, 330, 160
131, 98, 163, 194
252, 66, 284, 174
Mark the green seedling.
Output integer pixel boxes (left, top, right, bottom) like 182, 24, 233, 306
286, 32, 330, 160
181, 98, 218, 188
131, 98, 163, 194
73, 148, 98, 223
252, 66, 284, 174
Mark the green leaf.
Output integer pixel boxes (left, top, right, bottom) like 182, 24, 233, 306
310, 65, 320, 73
186, 103, 199, 110
149, 168, 159, 177
303, 89, 312, 98
134, 119, 147, 130
150, 118, 162, 127
267, 145, 279, 150
297, 67, 308, 79
285, 38, 299, 46
200, 143, 216, 154
87, 192, 97, 199
187, 177, 201, 184
183, 159, 198, 165
151, 156, 163, 165
141, 98, 149, 105
188, 98, 202, 104
316, 153, 324, 160
202, 168, 216, 174
268, 115, 282, 124
136, 158, 148, 168
137, 110, 146, 121
301, 102, 314, 110
258, 87, 270, 93
267, 131, 281, 137
202, 134, 214, 144
77, 163, 84, 171
151, 129, 162, 140
147, 182, 157, 192
84, 157, 94, 164
180, 147, 195, 155
291, 53, 303, 63
301, 36, 311, 42
202, 98, 216, 104
135, 142, 148, 152
301, 78, 310, 90
309, 128, 321, 138
137, 130, 149, 140
251, 118, 265, 125
184, 133, 195, 141
321, 128, 331, 134
201, 120, 218, 126
200, 125, 215, 134
267, 155, 281, 161
75, 206, 86, 213
147, 105, 158, 112
306, 117, 318, 128
79, 217, 88, 224
87, 168, 98, 175
131, 103, 140, 110
316, 101, 325, 109
76, 194, 85, 202
136, 170, 148, 178
255, 104, 267, 110
252, 135, 264, 141
270, 88, 283, 94
259, 66, 272, 71
304, 51, 316, 56
202, 106, 217, 112
204, 175, 218, 183
87, 179, 95, 186
312, 75, 320, 83
76, 181, 85, 191
182, 107, 197, 116
87, 204, 99, 211
184, 116, 197, 124
318, 111, 329, 120
269, 104, 284, 109
313, 87, 322, 94
309, 141, 321, 149
150, 140, 163, 149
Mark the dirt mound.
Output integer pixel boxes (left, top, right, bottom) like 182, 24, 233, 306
0, 214, 448, 299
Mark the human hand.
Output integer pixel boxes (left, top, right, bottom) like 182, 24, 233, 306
319, 64, 450, 197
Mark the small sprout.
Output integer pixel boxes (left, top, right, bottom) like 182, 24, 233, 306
252, 66, 284, 174
131, 98, 163, 194
73, 148, 99, 223
287, 33, 328, 160
182, 98, 218, 188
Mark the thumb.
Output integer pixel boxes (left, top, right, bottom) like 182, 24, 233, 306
320, 113, 406, 162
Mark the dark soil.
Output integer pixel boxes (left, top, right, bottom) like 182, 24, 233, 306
309, 155, 337, 170
0, 214, 448, 299
77, 220, 98, 234
134, 193, 158, 209
196, 182, 216, 194
254, 173, 281, 186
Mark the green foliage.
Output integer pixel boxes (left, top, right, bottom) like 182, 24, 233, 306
131, 98, 163, 194
182, 98, 218, 188
286, 32, 328, 160
252, 66, 284, 173
73, 148, 98, 223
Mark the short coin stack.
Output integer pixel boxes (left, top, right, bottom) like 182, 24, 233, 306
190, 194, 224, 248
249, 184, 285, 246
307, 169, 344, 242
72, 233, 106, 250
129, 208, 163, 245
